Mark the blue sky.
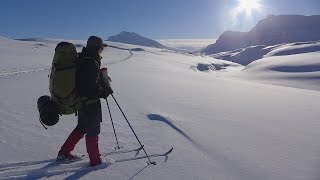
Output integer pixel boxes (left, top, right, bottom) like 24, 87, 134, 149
0, 0, 319, 39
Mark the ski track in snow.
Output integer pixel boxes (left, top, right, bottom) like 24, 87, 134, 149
0, 160, 111, 180
0, 45, 137, 79
106, 50, 133, 65
0, 149, 171, 180
0, 68, 49, 79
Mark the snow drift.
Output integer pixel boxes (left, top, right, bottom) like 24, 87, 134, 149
211, 41, 320, 65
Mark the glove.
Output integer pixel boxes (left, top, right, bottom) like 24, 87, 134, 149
99, 87, 113, 99
105, 87, 113, 96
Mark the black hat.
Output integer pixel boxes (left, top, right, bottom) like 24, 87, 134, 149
86, 36, 108, 49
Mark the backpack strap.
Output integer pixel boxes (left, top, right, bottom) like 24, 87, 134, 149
39, 117, 48, 130
55, 65, 77, 71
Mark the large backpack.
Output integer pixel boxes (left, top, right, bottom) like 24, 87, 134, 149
49, 42, 78, 115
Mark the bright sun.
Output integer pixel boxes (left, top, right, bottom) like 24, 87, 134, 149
236, 0, 262, 16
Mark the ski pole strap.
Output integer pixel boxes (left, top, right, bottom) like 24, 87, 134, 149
39, 117, 48, 130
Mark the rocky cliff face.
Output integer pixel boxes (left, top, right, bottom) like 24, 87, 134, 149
202, 15, 320, 54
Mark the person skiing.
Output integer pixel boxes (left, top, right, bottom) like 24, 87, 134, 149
57, 36, 113, 166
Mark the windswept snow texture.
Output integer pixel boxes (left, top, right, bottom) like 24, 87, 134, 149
0, 37, 320, 180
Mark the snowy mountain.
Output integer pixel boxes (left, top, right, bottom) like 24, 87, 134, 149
1, 36, 320, 180
202, 15, 320, 55
202, 31, 248, 54
108, 31, 165, 48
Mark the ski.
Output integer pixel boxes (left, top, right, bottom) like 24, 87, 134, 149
101, 146, 143, 156
114, 147, 173, 163
52, 146, 144, 162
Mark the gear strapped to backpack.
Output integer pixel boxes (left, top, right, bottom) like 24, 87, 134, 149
37, 42, 79, 128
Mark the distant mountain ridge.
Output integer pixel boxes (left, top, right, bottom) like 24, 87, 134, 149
108, 31, 165, 48
202, 15, 320, 54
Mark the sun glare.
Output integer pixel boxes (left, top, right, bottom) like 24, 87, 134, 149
236, 0, 262, 16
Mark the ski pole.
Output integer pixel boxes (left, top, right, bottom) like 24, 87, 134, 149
106, 99, 122, 150
111, 94, 156, 165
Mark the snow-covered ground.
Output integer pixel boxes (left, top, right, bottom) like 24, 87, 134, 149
0, 37, 320, 180
241, 52, 320, 91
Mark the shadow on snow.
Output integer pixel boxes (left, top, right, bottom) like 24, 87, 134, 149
146, 113, 203, 151
0, 159, 110, 179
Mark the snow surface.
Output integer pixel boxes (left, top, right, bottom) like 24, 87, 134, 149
0, 37, 320, 180
241, 52, 320, 91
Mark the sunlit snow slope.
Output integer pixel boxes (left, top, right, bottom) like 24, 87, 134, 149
0, 37, 320, 180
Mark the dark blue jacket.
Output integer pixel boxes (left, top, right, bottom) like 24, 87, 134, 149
76, 47, 103, 99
